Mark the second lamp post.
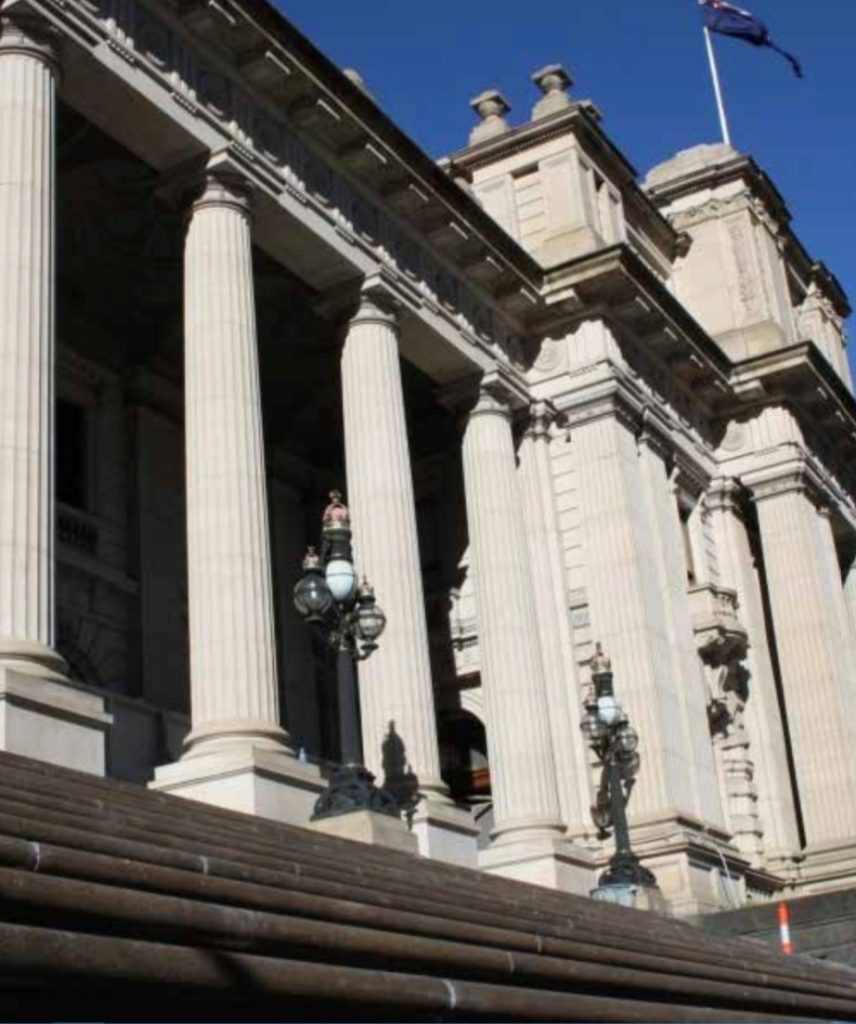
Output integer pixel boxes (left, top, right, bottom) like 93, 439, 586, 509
293, 492, 397, 821
581, 644, 658, 902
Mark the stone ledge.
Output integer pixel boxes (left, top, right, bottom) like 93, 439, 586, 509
310, 808, 418, 856
151, 744, 325, 826
0, 666, 112, 775
410, 799, 480, 869
480, 835, 595, 896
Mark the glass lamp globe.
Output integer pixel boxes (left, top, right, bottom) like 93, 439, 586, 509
597, 694, 622, 727
325, 558, 358, 603
618, 725, 639, 754
356, 580, 387, 643
293, 571, 333, 621
580, 709, 606, 743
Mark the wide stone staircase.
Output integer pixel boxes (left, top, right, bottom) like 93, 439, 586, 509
0, 749, 854, 1019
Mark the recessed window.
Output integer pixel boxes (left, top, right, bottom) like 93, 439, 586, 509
56, 398, 89, 511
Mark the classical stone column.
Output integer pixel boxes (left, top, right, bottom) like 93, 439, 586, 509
516, 401, 588, 830
461, 378, 591, 891
0, 15, 109, 772
181, 176, 285, 751
341, 288, 477, 866
749, 472, 856, 847
152, 172, 322, 819
706, 479, 800, 865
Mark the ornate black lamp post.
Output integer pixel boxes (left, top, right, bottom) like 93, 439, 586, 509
581, 644, 658, 900
293, 492, 398, 821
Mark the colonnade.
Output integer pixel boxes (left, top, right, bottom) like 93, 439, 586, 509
0, 9, 583, 877
3, 10, 856, 892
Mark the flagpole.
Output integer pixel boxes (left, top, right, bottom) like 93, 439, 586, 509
703, 26, 732, 146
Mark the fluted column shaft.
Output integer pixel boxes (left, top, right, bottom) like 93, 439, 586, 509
752, 485, 856, 842
0, 17, 63, 672
637, 436, 725, 828
707, 480, 800, 858
183, 177, 286, 753
341, 292, 445, 796
572, 414, 696, 819
462, 385, 563, 842
517, 403, 588, 829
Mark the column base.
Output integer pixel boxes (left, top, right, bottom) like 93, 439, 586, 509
620, 812, 784, 917
793, 839, 856, 895
0, 659, 111, 775
150, 743, 325, 826
310, 808, 418, 856
480, 836, 595, 895
410, 799, 480, 869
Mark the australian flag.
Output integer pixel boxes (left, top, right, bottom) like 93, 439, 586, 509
699, 0, 803, 78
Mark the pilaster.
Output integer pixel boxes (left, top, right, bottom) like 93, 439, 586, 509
516, 401, 589, 830
0, 13, 110, 772
637, 431, 725, 831
747, 465, 856, 851
705, 479, 800, 868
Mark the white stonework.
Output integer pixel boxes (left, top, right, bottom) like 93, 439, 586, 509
749, 476, 856, 846
3, 0, 856, 913
517, 401, 589, 830
152, 173, 322, 816
0, 13, 110, 772
705, 479, 801, 866
341, 288, 478, 865
462, 383, 564, 842
461, 381, 592, 891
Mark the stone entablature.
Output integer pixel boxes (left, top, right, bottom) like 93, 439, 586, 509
32, 0, 548, 381
716, 405, 856, 535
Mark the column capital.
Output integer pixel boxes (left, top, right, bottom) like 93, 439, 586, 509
0, 12, 60, 69
705, 477, 746, 517
637, 426, 672, 465
470, 367, 530, 421
156, 149, 256, 218
522, 399, 560, 441
190, 170, 253, 219
743, 458, 827, 509
349, 279, 401, 333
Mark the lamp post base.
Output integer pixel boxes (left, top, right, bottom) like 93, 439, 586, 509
311, 764, 399, 821
599, 848, 658, 889
591, 882, 669, 913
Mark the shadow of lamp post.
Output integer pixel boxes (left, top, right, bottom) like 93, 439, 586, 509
581, 643, 659, 906
293, 492, 398, 821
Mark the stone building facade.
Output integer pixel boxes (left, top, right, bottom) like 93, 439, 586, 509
0, 0, 853, 916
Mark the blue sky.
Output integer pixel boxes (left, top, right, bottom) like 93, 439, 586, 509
276, 0, 854, 367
